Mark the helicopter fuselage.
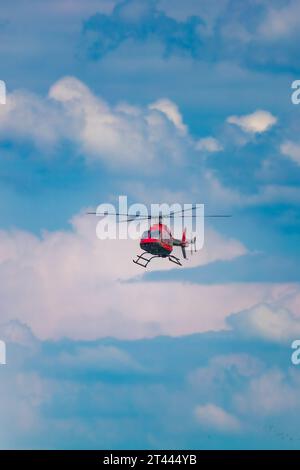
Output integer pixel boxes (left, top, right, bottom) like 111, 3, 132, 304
139, 223, 185, 257
140, 238, 172, 257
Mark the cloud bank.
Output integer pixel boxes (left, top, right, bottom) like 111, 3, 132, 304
0, 210, 251, 340
1, 313, 300, 449
0, 76, 190, 171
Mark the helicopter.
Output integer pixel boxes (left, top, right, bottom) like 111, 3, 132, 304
135, 217, 195, 268
88, 206, 231, 268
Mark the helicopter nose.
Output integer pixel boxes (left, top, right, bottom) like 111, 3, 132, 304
141, 240, 157, 253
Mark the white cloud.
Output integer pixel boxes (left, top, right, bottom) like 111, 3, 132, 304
0, 77, 189, 171
0, 210, 291, 342
49, 78, 187, 169
195, 403, 241, 432
227, 303, 300, 343
234, 369, 299, 417
149, 98, 187, 134
227, 110, 277, 134
281, 141, 300, 166
195, 137, 223, 153
0, 91, 66, 147
0, 78, 257, 209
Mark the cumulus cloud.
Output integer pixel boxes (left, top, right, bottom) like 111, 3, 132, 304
2, 77, 279, 211
281, 141, 300, 166
227, 303, 300, 343
1, 209, 289, 342
227, 110, 277, 134
149, 98, 187, 134
195, 403, 241, 432
0, 76, 189, 171
0, 208, 297, 342
0, 91, 66, 147
195, 137, 223, 153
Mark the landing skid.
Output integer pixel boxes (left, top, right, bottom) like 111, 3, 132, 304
133, 252, 182, 268
168, 255, 182, 266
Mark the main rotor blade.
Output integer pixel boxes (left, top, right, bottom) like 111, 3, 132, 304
87, 211, 231, 219
87, 211, 152, 220
169, 207, 193, 216
170, 214, 232, 218
118, 217, 151, 223
87, 211, 150, 216
169, 207, 231, 217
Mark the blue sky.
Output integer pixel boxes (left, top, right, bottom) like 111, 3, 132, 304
0, 0, 300, 449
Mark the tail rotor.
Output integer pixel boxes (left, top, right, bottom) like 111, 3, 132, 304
181, 229, 197, 259
190, 236, 197, 255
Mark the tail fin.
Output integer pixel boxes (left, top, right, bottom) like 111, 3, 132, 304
181, 228, 187, 259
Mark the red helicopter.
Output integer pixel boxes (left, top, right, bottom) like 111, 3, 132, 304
136, 218, 195, 267
88, 207, 230, 268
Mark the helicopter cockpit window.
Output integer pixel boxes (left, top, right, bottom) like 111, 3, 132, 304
161, 229, 170, 242
141, 230, 149, 239
149, 230, 160, 239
